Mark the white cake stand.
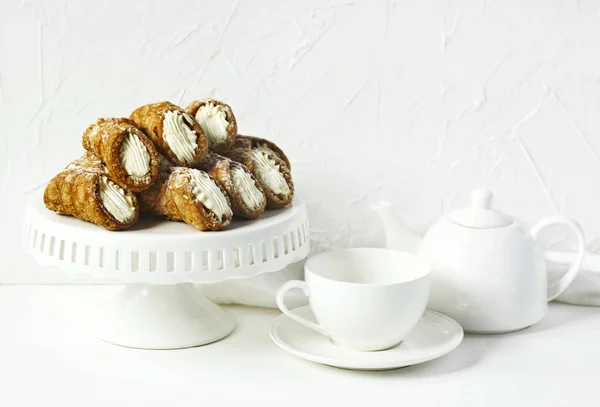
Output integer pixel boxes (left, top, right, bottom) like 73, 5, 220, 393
23, 198, 310, 350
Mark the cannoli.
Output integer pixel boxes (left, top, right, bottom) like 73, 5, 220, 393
130, 101, 208, 167
186, 99, 237, 152
233, 135, 291, 170
222, 148, 294, 209
196, 152, 266, 219
44, 158, 139, 231
139, 166, 233, 231
82, 117, 159, 192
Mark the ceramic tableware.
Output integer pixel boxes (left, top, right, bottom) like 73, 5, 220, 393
276, 248, 431, 352
270, 305, 463, 370
372, 189, 586, 333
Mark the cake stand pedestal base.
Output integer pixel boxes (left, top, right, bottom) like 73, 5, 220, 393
93, 283, 236, 350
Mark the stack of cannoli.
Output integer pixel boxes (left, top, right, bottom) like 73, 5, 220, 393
43, 98, 295, 232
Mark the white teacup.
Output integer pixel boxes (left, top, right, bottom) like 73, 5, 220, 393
276, 248, 431, 352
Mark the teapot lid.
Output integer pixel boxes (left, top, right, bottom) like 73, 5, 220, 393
448, 189, 512, 229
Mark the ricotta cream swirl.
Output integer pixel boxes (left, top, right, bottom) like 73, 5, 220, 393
188, 169, 232, 221
99, 176, 136, 222
163, 111, 198, 165
252, 150, 290, 195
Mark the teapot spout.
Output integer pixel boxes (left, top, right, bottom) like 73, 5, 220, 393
370, 201, 422, 255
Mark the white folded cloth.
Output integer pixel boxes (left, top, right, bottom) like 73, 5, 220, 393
546, 251, 600, 307
197, 259, 308, 309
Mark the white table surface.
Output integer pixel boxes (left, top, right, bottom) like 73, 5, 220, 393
1, 285, 599, 407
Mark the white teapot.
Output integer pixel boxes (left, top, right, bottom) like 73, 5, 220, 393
371, 189, 586, 333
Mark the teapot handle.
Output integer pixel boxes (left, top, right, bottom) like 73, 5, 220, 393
530, 217, 586, 302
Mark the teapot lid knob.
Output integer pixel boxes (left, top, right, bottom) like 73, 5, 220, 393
471, 189, 493, 209
448, 189, 512, 229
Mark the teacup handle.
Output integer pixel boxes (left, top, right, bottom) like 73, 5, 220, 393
276, 280, 329, 336
530, 216, 586, 302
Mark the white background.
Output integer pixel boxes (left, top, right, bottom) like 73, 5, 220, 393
2, 0, 600, 282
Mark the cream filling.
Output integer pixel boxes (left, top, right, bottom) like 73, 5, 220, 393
252, 150, 290, 195
231, 166, 264, 210
256, 144, 276, 156
163, 111, 198, 165
119, 133, 151, 177
188, 169, 232, 221
99, 176, 136, 222
194, 102, 230, 146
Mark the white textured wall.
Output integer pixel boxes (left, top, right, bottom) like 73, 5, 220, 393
2, 0, 600, 282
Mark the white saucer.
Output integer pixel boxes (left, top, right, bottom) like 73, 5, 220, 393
270, 305, 464, 371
